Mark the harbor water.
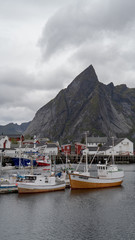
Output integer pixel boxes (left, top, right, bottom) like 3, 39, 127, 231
0, 164, 135, 240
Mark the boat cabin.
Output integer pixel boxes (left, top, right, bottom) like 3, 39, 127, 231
25, 175, 37, 181
17, 175, 37, 182
97, 164, 108, 177
97, 163, 119, 177
97, 165, 108, 170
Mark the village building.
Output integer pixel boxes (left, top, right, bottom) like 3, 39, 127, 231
83, 137, 134, 156
8, 134, 24, 142
99, 138, 134, 156
78, 137, 108, 156
0, 136, 11, 149
38, 143, 59, 155
87, 137, 108, 147
61, 144, 71, 155
75, 143, 86, 155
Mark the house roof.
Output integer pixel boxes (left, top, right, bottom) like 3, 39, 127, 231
87, 137, 108, 143
61, 144, 71, 147
99, 138, 125, 151
46, 143, 58, 148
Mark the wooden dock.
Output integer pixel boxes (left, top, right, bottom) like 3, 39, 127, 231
55, 154, 135, 164
3, 154, 135, 167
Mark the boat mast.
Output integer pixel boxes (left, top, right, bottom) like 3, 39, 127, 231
112, 137, 115, 165
0, 149, 4, 177
85, 131, 89, 173
0, 152, 2, 177
66, 152, 67, 169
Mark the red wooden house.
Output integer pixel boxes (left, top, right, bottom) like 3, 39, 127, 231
61, 144, 71, 155
75, 143, 86, 155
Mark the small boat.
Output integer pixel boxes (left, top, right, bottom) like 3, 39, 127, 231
69, 135, 124, 189
0, 153, 18, 193
0, 175, 18, 193
17, 174, 66, 194
36, 155, 51, 166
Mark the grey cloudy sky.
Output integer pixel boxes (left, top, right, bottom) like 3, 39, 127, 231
0, 0, 135, 125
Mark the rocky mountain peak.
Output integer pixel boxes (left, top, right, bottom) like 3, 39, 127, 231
65, 64, 99, 103
24, 65, 135, 143
68, 64, 98, 88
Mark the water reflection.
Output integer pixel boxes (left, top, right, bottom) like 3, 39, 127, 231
0, 164, 135, 240
69, 185, 124, 196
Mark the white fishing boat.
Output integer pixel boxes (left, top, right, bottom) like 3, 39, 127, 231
69, 135, 124, 189
18, 151, 66, 193
69, 162, 124, 189
18, 174, 66, 193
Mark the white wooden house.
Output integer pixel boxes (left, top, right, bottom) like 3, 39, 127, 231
0, 136, 11, 149
99, 138, 134, 156
83, 137, 107, 155
83, 137, 134, 156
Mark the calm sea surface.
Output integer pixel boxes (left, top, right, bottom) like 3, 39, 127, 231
0, 164, 135, 240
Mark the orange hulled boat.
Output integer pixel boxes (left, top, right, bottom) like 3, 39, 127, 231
69, 135, 124, 189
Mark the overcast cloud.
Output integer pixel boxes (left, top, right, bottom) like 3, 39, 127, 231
0, 0, 135, 125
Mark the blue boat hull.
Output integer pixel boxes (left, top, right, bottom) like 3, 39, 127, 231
11, 158, 37, 167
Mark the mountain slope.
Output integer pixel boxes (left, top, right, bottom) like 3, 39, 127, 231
24, 65, 135, 142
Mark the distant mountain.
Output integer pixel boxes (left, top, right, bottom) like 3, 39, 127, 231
0, 122, 30, 135
24, 65, 135, 143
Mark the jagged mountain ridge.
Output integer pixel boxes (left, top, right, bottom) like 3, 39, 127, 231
0, 122, 30, 135
24, 65, 135, 142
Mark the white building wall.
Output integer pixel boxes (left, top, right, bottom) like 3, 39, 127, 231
87, 143, 98, 147
87, 142, 108, 148
83, 149, 98, 155
87, 138, 107, 147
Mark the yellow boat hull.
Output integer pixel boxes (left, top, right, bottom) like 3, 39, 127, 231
69, 174, 123, 189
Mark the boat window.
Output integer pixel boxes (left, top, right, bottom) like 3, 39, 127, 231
45, 177, 48, 183
25, 176, 36, 180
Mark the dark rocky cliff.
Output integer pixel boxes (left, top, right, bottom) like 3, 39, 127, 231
24, 65, 135, 142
